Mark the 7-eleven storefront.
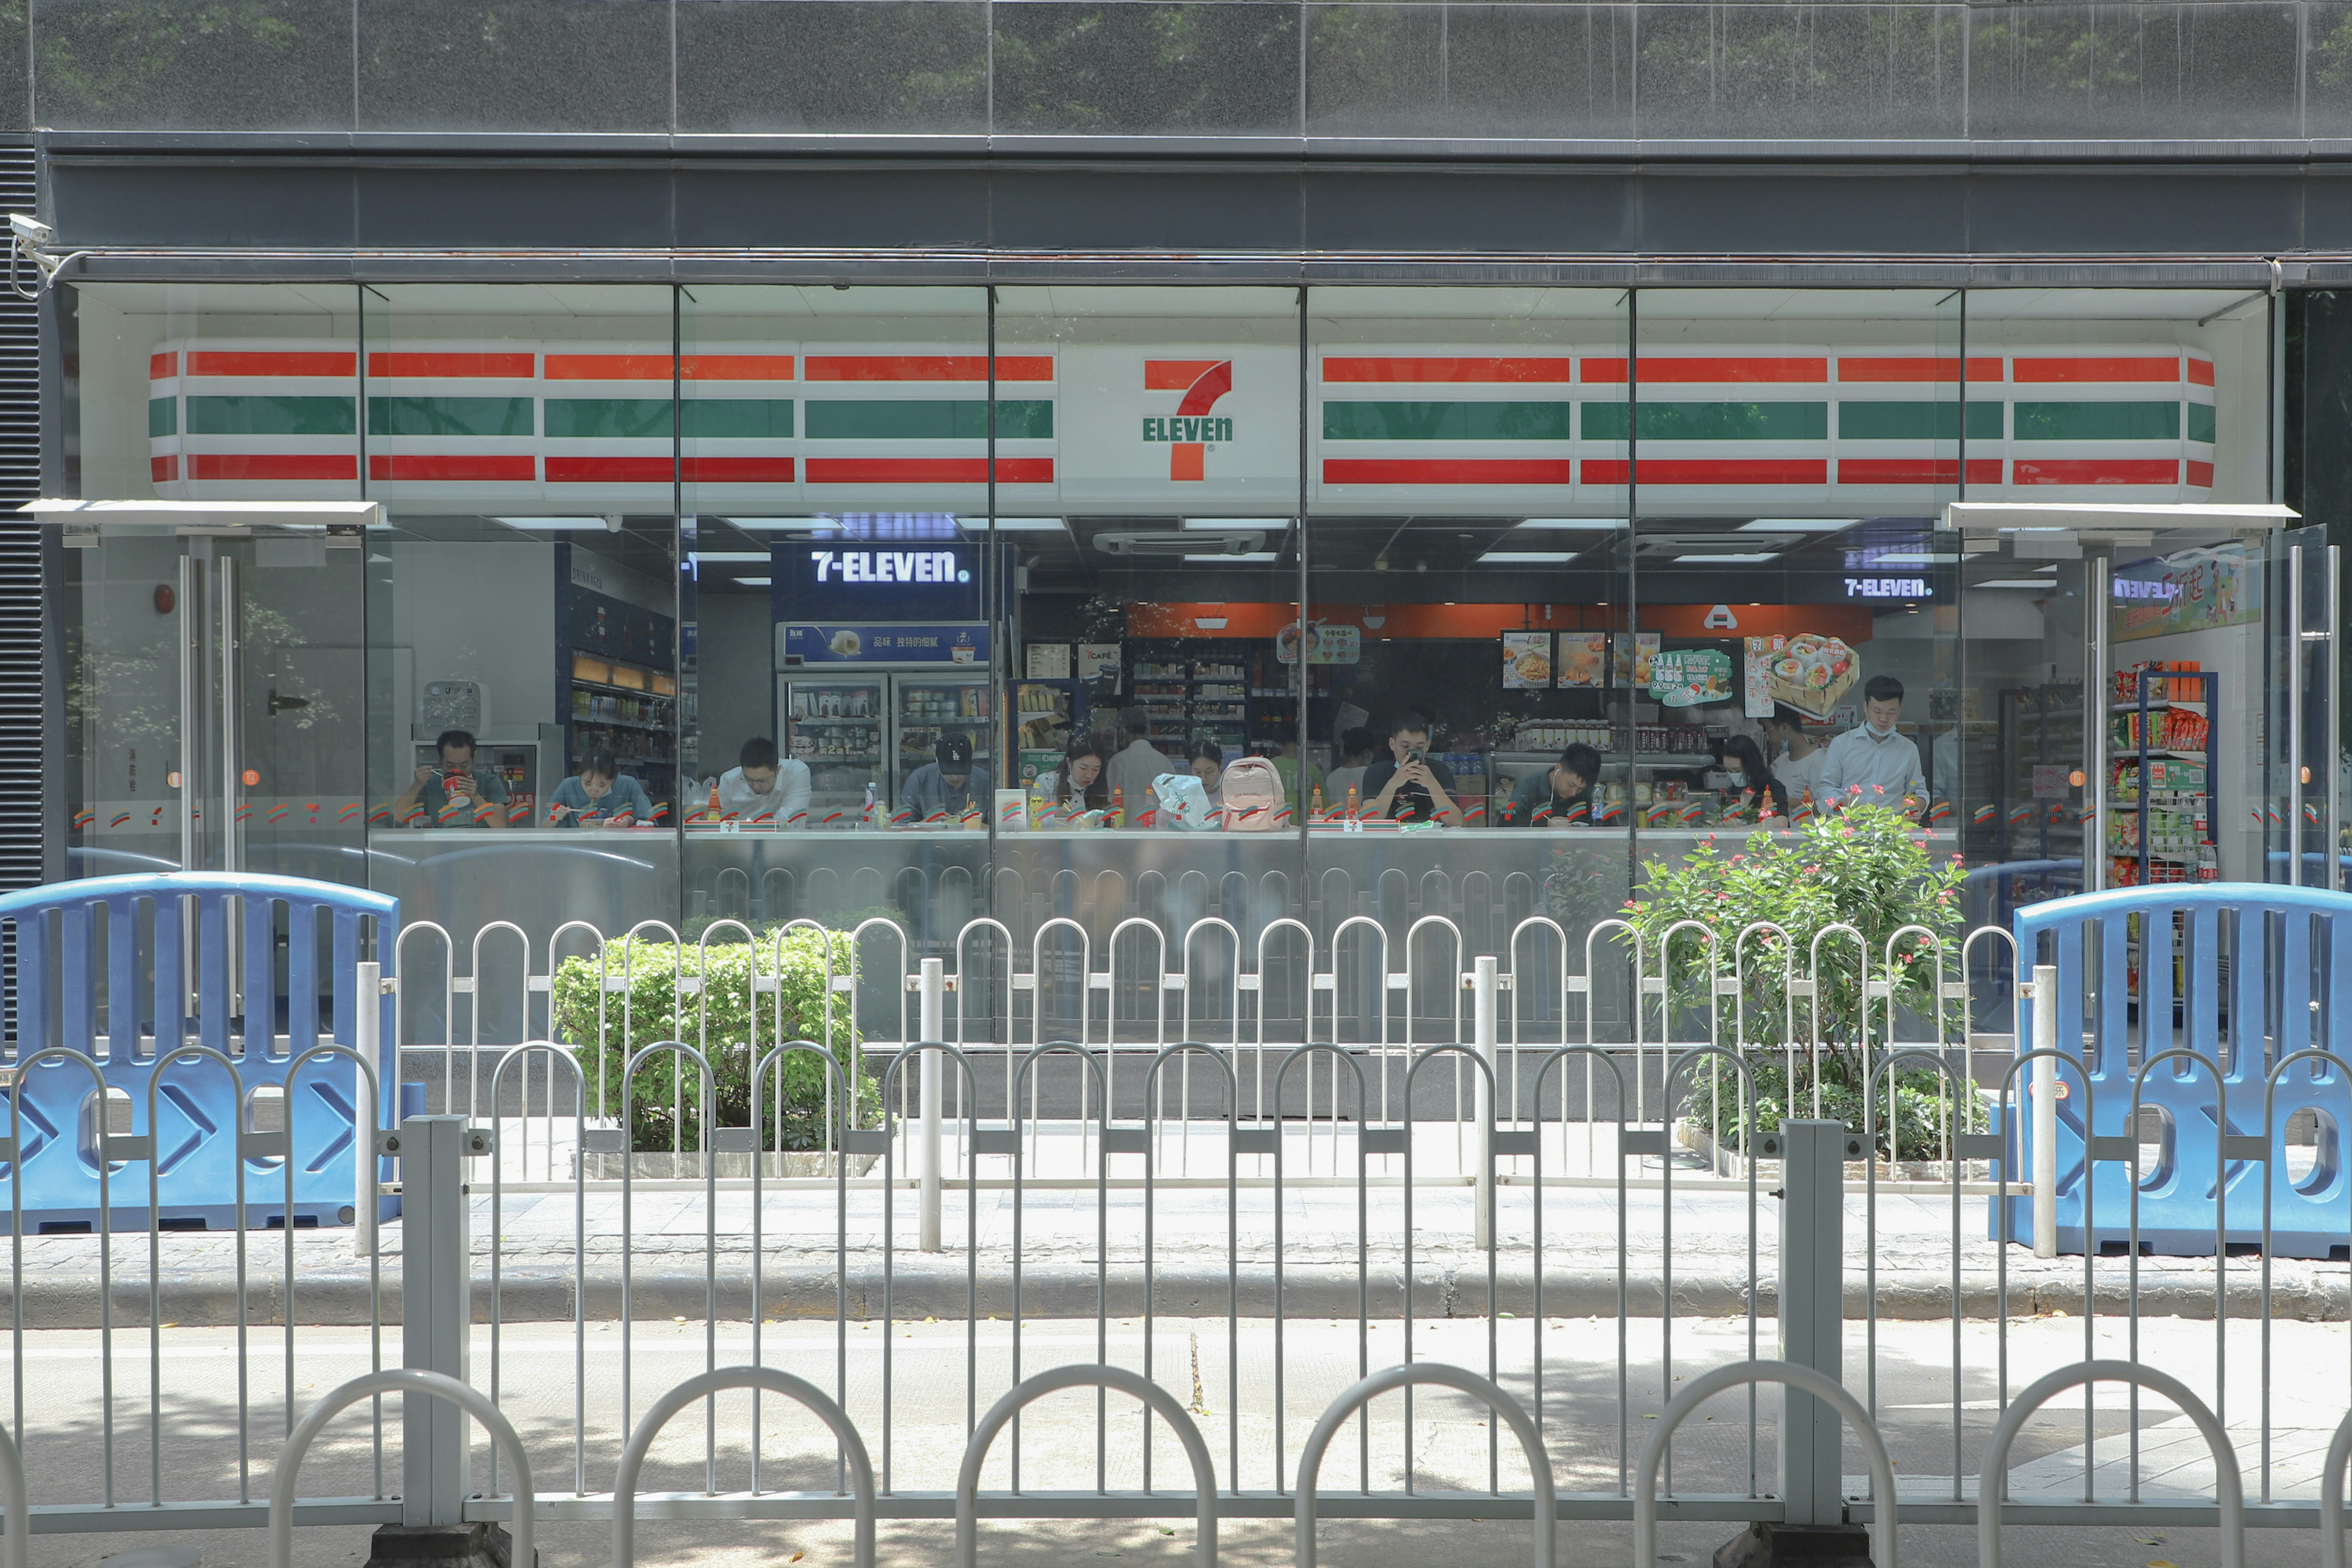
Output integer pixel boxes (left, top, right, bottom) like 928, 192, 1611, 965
53, 281, 2332, 972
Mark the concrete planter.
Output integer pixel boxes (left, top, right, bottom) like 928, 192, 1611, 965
572, 1150, 879, 1181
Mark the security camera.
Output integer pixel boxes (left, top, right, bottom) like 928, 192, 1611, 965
8, 215, 50, 247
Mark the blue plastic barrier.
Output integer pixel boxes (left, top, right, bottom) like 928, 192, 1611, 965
1993, 882, 2352, 1258
0, 872, 398, 1232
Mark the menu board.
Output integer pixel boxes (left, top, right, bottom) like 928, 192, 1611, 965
1744, 635, 1783, 717
1501, 633, 1552, 689
1557, 633, 1607, 689
1612, 632, 1660, 688
1650, 649, 1734, 708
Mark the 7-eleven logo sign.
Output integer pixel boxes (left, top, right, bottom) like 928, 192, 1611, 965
1142, 360, 1234, 481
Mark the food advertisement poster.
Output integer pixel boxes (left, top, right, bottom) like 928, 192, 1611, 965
1501, 633, 1552, 690
1744, 635, 1784, 717
2111, 544, 2261, 643
1076, 643, 1123, 681
1764, 632, 1859, 717
1558, 633, 1607, 689
1611, 632, 1660, 688
1650, 649, 1734, 708
1276, 620, 1361, 665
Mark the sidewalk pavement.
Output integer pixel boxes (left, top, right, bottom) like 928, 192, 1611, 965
5, 1125, 2344, 1327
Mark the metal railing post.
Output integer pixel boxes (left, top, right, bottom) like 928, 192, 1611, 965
1471, 955, 1498, 1250
2031, 963, 2058, 1259
1770, 1119, 1859, 1529
355, 960, 381, 1260
919, 956, 945, 1253
398, 1115, 485, 1527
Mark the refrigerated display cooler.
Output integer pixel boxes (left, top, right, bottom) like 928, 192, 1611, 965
777, 668, 991, 825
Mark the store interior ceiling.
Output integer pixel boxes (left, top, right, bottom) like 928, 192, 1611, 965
366, 509, 2272, 611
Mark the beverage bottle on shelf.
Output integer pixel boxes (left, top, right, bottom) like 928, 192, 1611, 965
707, 781, 723, 829
1345, 784, 1361, 833
862, 781, 879, 831
1112, 785, 1126, 829
1310, 783, 1325, 822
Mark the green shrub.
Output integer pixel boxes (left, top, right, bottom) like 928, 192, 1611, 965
550, 923, 885, 1152
1623, 804, 1979, 1156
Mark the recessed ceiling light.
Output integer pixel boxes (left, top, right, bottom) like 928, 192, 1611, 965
730, 576, 773, 587
1974, 579, 2061, 589
1515, 517, 1627, 530
1184, 551, 1279, 562
1479, 551, 1580, 564
726, 516, 837, 530
1740, 518, 1857, 532
1183, 517, 1293, 530
1674, 553, 1778, 564
495, 516, 610, 531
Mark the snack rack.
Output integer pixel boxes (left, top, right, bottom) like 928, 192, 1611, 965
2108, 667, 2220, 887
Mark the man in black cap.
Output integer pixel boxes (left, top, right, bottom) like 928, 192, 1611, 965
901, 734, 992, 821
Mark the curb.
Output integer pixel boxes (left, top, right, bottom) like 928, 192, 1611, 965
5, 1261, 2342, 1328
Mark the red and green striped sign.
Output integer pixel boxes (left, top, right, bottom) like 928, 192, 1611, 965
146, 338, 2220, 511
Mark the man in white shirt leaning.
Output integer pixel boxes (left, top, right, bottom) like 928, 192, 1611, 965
1816, 676, 1926, 816
1762, 704, 1827, 809
717, 736, 812, 825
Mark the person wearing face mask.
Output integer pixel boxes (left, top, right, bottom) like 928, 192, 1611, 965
1712, 733, 1791, 823
1817, 675, 1926, 814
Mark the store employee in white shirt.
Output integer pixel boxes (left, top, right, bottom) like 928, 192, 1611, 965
717, 736, 811, 825
1817, 675, 1926, 814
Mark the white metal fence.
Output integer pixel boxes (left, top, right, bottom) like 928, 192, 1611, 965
5, 906, 2349, 1559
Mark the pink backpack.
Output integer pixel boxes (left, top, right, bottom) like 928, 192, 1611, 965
1220, 755, 1285, 830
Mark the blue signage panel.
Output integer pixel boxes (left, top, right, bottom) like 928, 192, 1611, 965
782, 622, 991, 665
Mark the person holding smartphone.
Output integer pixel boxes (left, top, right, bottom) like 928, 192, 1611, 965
392, 729, 509, 827
548, 750, 656, 827
1360, 711, 1462, 825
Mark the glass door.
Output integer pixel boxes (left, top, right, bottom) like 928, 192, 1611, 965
66, 524, 368, 884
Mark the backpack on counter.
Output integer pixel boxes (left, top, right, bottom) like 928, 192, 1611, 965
1220, 755, 1285, 830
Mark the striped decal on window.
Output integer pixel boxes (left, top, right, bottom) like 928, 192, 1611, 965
1581, 402, 1829, 441
143, 335, 2220, 506
1582, 458, 1828, 485
2013, 401, 2180, 442
1316, 350, 1576, 491
1322, 357, 1574, 384
805, 355, 1053, 382
368, 396, 534, 438
187, 396, 356, 436
804, 400, 1052, 441
1322, 402, 1574, 441
368, 352, 535, 379
803, 457, 1054, 483
1323, 459, 1576, 485
1836, 356, 2004, 383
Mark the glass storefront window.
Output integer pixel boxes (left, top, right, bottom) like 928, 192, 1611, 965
994, 286, 1303, 1053
53, 278, 2303, 1060
1305, 286, 1630, 1063
678, 284, 993, 968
